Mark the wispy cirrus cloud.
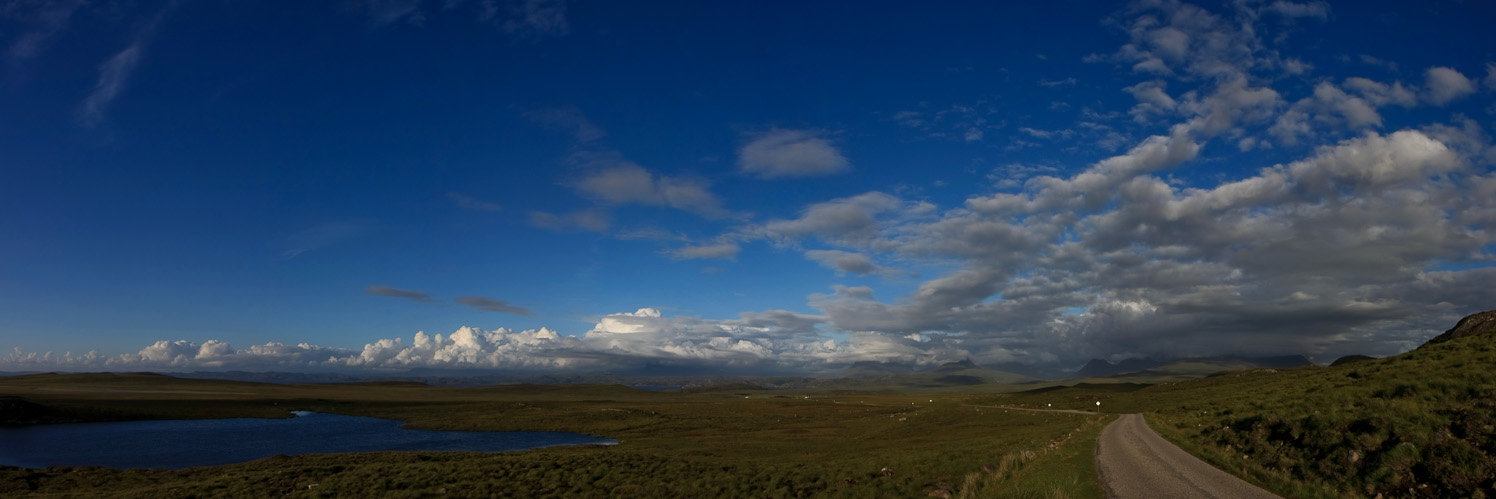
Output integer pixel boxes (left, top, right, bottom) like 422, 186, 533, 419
279, 221, 370, 259
75, 2, 176, 127
3, 0, 87, 61
357, 0, 568, 40
447, 192, 503, 212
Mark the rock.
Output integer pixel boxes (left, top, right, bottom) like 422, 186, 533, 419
1420, 309, 1496, 348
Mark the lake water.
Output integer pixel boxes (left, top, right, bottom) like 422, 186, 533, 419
0, 411, 616, 469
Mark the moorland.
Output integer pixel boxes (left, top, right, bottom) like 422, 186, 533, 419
2, 310, 1494, 498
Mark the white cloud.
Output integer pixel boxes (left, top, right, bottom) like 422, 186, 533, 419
1270, 81, 1381, 144
1179, 76, 1283, 137
738, 128, 850, 178
1343, 77, 1417, 108
77, 43, 142, 127
804, 249, 888, 276
759, 192, 915, 248
1422, 66, 1475, 106
571, 164, 731, 218
1260, 1, 1330, 20
1124, 80, 1178, 122
666, 242, 740, 260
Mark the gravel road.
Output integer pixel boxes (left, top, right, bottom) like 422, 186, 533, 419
1096, 414, 1281, 499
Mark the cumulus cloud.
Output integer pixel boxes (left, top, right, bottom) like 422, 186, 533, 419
804, 249, 888, 276
366, 285, 437, 303
738, 129, 850, 178
1125, 80, 1178, 122
3, 307, 855, 373
1343, 77, 1417, 108
1422, 66, 1476, 105
455, 296, 531, 315
816, 128, 1485, 363
6, 341, 356, 371
756, 192, 931, 249
571, 163, 732, 219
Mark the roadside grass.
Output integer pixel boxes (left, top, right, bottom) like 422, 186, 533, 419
1135, 334, 1496, 498
992, 334, 1496, 498
956, 414, 1111, 499
0, 376, 1109, 498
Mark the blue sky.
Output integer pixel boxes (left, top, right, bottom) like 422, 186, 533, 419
3, 0, 1495, 374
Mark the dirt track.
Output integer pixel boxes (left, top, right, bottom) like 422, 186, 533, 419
1096, 414, 1281, 499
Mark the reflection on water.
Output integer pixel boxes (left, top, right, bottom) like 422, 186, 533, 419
0, 411, 616, 469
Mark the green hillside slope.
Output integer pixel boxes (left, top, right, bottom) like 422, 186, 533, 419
1140, 311, 1496, 498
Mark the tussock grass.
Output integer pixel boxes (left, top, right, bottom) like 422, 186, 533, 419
1133, 335, 1496, 498
997, 336, 1496, 498
0, 376, 1109, 498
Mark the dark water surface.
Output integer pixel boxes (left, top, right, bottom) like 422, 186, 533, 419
0, 411, 616, 469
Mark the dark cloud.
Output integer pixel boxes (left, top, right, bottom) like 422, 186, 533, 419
456, 296, 531, 316
365, 285, 437, 303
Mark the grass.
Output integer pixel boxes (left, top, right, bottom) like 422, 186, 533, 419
0, 374, 1109, 498
982, 334, 1496, 498
1134, 336, 1496, 499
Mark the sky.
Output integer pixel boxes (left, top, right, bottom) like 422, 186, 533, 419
3, 0, 1495, 375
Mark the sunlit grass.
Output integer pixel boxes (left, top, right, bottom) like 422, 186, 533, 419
0, 375, 1109, 498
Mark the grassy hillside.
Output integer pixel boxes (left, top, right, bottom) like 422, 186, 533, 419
999, 331, 1493, 497
971, 311, 1496, 498
1143, 333, 1496, 498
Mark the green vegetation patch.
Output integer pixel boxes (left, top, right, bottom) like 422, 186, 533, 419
1131, 336, 1496, 498
0, 376, 1109, 498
